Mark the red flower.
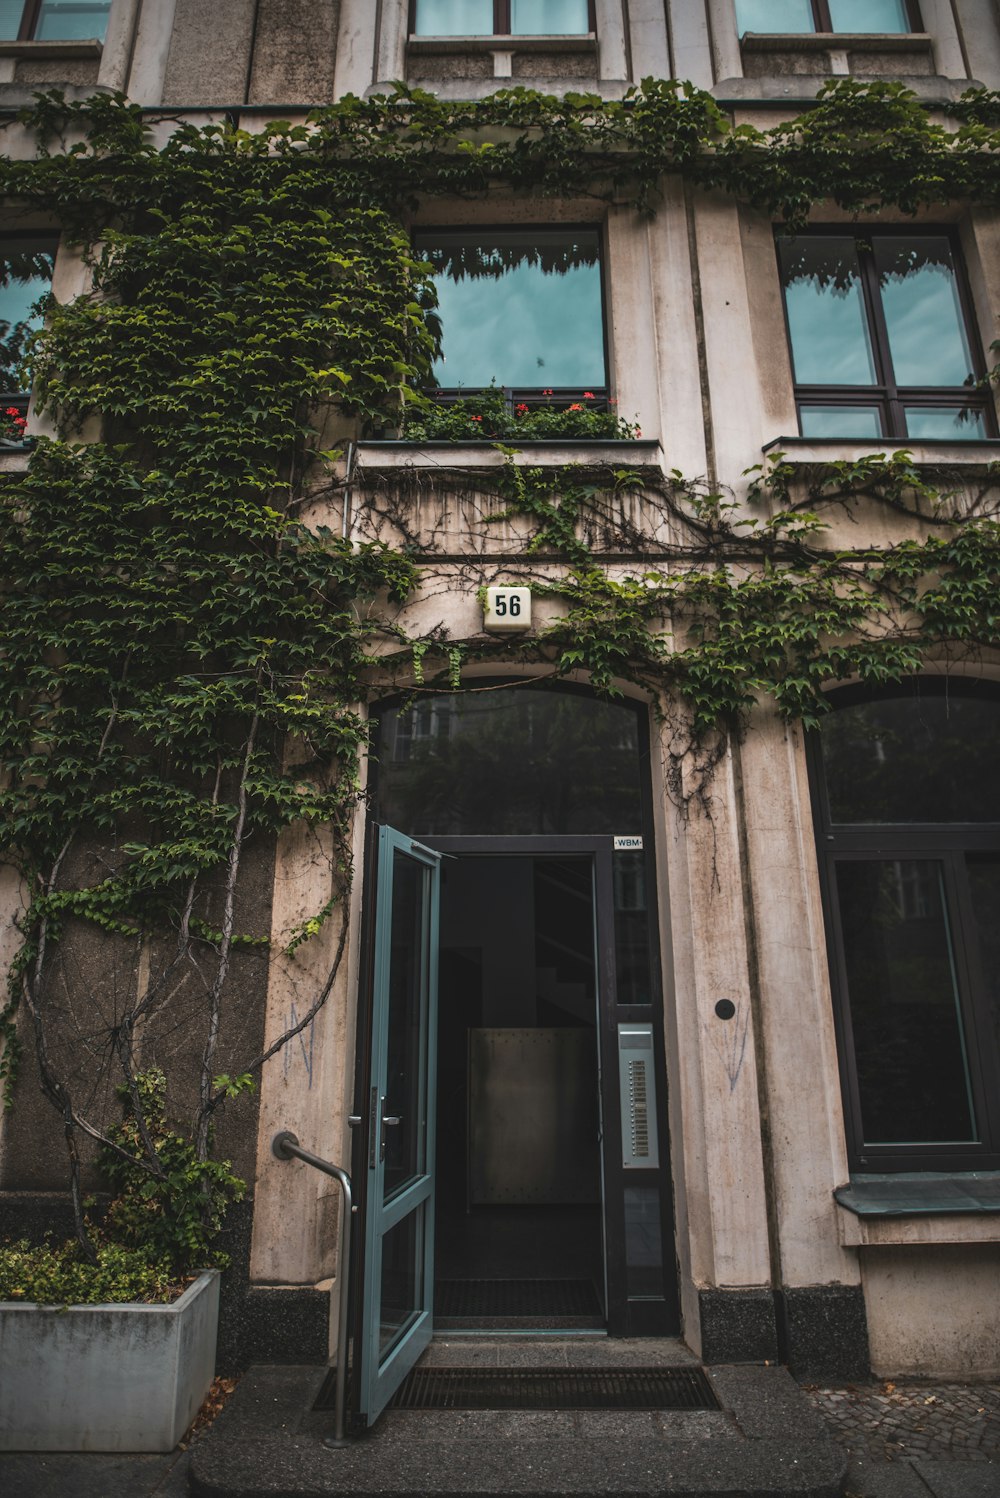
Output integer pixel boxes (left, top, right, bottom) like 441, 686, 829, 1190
583, 392, 595, 399
568, 403, 582, 411
5, 407, 20, 418
516, 403, 529, 414
471, 414, 482, 421
542, 388, 553, 396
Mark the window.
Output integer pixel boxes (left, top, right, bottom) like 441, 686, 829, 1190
735, 0, 918, 34
414, 227, 607, 402
0, 238, 54, 434
412, 0, 592, 38
777, 231, 993, 441
0, 1, 110, 40
811, 680, 1000, 1172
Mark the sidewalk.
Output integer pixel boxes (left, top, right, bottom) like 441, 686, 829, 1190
1, 1351, 997, 1498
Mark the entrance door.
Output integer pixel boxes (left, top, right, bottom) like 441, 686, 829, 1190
354, 825, 441, 1430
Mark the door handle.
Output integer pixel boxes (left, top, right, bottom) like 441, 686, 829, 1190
380, 1110, 401, 1160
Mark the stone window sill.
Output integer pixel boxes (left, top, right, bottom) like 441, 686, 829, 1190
762, 436, 1000, 476
740, 32, 932, 55
407, 34, 596, 55
0, 40, 102, 58
835, 1172, 1000, 1246
356, 438, 662, 472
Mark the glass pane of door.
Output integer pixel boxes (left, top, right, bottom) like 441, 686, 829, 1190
357, 826, 440, 1428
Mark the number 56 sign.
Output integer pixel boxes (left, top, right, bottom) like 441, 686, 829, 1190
484, 586, 531, 633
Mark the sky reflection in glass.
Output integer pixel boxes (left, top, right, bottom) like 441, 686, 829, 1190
904, 407, 987, 439
413, 0, 492, 35
799, 405, 882, 438
735, 0, 813, 33
875, 238, 973, 388
423, 231, 606, 390
828, 0, 910, 30
780, 238, 875, 386
510, 0, 590, 33
36, 1, 110, 41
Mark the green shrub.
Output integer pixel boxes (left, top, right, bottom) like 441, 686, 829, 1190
0, 1236, 181, 1305
99, 1070, 246, 1276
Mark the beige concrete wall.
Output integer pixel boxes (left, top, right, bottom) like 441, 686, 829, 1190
862, 1245, 1000, 1377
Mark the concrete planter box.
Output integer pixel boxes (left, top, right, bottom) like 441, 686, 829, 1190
0, 1268, 219, 1452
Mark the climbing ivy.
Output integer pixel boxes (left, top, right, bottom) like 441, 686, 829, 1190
2, 77, 1000, 1241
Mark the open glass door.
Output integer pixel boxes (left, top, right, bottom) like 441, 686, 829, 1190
355, 825, 440, 1430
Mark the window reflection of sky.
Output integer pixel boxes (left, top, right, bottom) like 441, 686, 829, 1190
876, 240, 972, 388
413, 0, 492, 36
510, 0, 590, 34
782, 242, 875, 386
430, 249, 606, 389
735, 0, 813, 34
0, 262, 52, 334
800, 406, 882, 438
828, 0, 910, 32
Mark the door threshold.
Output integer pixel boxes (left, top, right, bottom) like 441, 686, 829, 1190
434, 1326, 608, 1338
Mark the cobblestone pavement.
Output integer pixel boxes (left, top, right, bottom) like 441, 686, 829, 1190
803, 1378, 1000, 1464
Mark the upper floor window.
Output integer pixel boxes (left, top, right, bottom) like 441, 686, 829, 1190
0, 0, 110, 41
736, 0, 917, 33
777, 230, 993, 441
412, 0, 592, 37
0, 237, 54, 437
415, 227, 607, 400
811, 680, 1000, 1173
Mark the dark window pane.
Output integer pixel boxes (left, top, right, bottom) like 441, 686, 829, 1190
377, 687, 643, 836
967, 856, 1000, 1058
821, 691, 1000, 824
624, 1186, 664, 1297
779, 237, 876, 386
799, 404, 882, 438
379, 1208, 422, 1358
736, 0, 813, 31
904, 405, 987, 440
614, 849, 652, 1005
419, 230, 606, 390
383, 851, 429, 1201
510, 0, 590, 33
836, 859, 977, 1145
874, 238, 975, 389
828, 0, 910, 29
36, 1, 110, 40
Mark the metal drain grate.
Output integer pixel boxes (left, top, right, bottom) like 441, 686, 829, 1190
435, 1278, 602, 1319
388, 1366, 720, 1412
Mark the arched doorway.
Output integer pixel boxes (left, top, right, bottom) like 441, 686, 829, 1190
350, 683, 678, 1427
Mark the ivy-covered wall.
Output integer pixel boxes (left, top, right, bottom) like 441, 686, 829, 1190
2, 76, 1000, 1308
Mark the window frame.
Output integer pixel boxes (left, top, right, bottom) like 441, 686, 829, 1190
0, 231, 56, 429
3, 0, 111, 41
808, 678, 1000, 1173
409, 0, 596, 38
413, 222, 611, 406
776, 226, 996, 443
738, 0, 921, 33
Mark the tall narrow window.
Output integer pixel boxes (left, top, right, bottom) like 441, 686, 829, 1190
778, 231, 992, 440
412, 0, 591, 36
0, 237, 55, 437
0, 1, 111, 40
736, 0, 916, 33
415, 228, 607, 400
811, 681, 1000, 1171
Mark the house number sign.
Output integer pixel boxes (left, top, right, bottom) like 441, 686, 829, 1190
484, 585, 531, 633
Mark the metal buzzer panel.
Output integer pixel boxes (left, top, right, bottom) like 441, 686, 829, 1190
618, 1023, 660, 1170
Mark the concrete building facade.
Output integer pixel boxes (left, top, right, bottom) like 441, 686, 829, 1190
1, 0, 999, 1427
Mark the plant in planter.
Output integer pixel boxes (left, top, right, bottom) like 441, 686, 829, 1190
400, 385, 641, 441
0, 1070, 244, 1452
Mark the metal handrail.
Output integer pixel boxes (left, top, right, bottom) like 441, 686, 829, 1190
271, 1130, 354, 1447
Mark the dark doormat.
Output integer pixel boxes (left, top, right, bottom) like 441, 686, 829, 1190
386, 1366, 720, 1411
434, 1277, 602, 1320
313, 1365, 719, 1414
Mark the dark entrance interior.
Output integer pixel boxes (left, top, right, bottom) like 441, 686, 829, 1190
434, 854, 605, 1328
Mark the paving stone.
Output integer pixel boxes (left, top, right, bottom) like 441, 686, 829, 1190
911, 1461, 1000, 1497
